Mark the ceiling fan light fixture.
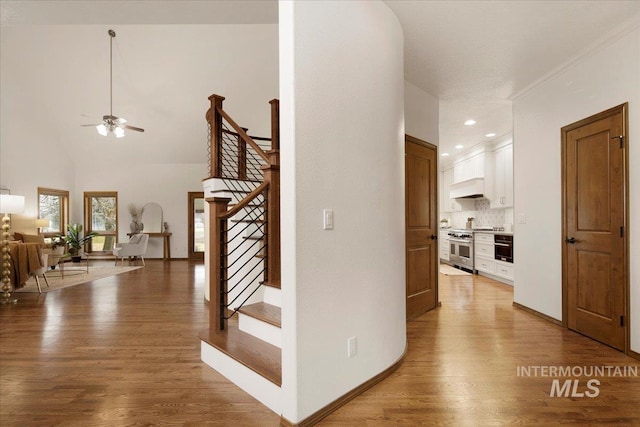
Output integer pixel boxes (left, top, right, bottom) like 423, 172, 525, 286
84, 29, 144, 138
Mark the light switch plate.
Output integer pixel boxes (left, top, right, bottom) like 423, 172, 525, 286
323, 209, 334, 230
517, 213, 526, 224
348, 336, 357, 358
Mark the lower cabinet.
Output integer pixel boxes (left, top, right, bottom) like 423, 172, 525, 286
475, 256, 495, 274
494, 260, 514, 280
439, 230, 450, 261
474, 232, 514, 284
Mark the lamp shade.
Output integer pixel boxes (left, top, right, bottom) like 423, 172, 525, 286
0, 194, 25, 214
35, 218, 50, 228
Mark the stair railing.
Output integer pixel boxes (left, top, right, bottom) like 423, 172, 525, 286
206, 94, 280, 330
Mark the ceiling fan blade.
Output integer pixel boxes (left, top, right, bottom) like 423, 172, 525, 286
80, 123, 101, 127
124, 124, 145, 133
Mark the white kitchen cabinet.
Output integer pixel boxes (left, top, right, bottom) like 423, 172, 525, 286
439, 230, 450, 261
474, 232, 495, 274
489, 144, 513, 209
453, 153, 485, 183
475, 257, 495, 274
442, 167, 475, 212
494, 260, 514, 280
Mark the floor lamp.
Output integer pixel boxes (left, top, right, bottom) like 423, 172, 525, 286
1, 194, 26, 305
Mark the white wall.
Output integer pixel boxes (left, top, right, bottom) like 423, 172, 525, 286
405, 80, 439, 145
280, 0, 405, 422
513, 22, 640, 352
74, 163, 206, 258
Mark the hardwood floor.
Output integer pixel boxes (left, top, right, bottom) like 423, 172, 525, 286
1, 262, 638, 426
0, 260, 280, 426
321, 272, 640, 426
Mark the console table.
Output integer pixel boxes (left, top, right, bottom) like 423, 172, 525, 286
127, 232, 172, 260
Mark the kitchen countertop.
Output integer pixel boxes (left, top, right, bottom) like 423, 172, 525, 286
440, 228, 514, 236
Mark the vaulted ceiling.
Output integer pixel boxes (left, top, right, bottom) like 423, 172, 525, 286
2, 0, 639, 162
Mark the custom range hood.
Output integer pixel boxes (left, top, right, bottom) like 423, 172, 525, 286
450, 177, 485, 199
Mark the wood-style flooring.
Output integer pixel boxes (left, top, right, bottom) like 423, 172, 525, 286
1, 261, 638, 426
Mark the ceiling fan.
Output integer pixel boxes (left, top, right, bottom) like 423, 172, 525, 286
82, 29, 144, 138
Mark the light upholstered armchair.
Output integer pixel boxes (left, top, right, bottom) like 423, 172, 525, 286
113, 233, 149, 266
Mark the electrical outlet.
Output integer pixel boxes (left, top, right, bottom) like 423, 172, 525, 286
323, 209, 334, 230
348, 336, 357, 358
517, 212, 526, 224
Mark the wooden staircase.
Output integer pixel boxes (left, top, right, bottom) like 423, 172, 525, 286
200, 95, 283, 413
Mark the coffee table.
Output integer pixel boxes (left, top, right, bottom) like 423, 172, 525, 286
58, 254, 90, 279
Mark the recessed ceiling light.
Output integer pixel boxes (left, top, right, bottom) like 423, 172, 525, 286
464, 119, 476, 126
455, 144, 464, 149
485, 133, 496, 137
441, 153, 450, 157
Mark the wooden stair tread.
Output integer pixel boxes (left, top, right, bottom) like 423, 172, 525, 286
261, 281, 281, 290
200, 319, 281, 386
238, 302, 281, 328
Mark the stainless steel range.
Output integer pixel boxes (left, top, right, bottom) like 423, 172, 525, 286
448, 229, 474, 272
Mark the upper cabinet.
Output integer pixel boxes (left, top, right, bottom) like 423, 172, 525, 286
489, 144, 513, 208
441, 167, 475, 212
453, 152, 485, 183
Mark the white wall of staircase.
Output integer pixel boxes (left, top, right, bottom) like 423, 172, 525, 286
278, 1, 407, 423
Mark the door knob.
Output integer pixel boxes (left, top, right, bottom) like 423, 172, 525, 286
565, 237, 577, 244
430, 234, 438, 241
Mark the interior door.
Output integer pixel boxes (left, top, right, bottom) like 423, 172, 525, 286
405, 135, 439, 319
562, 104, 628, 351
188, 192, 205, 261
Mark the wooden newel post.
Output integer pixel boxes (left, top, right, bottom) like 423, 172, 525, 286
208, 196, 231, 330
269, 99, 280, 152
208, 94, 225, 178
262, 151, 280, 288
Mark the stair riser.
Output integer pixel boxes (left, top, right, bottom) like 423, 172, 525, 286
201, 342, 281, 413
263, 286, 281, 308
238, 314, 282, 348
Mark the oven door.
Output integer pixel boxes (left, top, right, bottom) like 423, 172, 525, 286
449, 238, 471, 263
495, 242, 513, 263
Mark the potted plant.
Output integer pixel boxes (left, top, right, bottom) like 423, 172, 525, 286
43, 235, 66, 270
62, 224, 98, 262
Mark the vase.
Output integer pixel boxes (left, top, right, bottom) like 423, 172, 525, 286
130, 221, 138, 234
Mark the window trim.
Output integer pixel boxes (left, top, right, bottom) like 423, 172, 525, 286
37, 187, 69, 238
84, 191, 118, 254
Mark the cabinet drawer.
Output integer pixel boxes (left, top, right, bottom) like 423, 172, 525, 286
475, 233, 494, 244
475, 257, 495, 273
495, 261, 514, 279
475, 242, 494, 258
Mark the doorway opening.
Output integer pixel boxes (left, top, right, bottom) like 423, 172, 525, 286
188, 192, 205, 262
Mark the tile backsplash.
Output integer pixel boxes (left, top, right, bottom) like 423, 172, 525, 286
442, 199, 514, 229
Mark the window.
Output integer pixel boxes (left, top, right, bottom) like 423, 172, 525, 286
38, 187, 69, 237
84, 191, 118, 253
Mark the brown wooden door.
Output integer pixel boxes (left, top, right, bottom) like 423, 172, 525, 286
405, 135, 438, 319
562, 104, 628, 351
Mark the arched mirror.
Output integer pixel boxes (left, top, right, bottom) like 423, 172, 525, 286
141, 202, 163, 233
